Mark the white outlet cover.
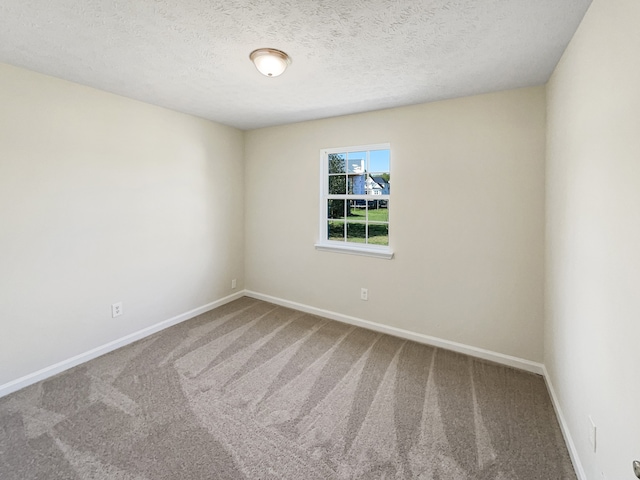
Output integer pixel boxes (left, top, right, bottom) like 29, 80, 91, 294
588, 415, 596, 452
112, 302, 123, 318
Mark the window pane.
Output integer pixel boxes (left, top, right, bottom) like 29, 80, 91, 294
367, 201, 389, 222
328, 153, 346, 174
328, 199, 346, 219
348, 200, 366, 220
368, 223, 389, 246
370, 149, 390, 173
328, 221, 345, 241
329, 175, 346, 194
366, 173, 390, 195
347, 152, 367, 174
349, 174, 366, 195
347, 222, 366, 243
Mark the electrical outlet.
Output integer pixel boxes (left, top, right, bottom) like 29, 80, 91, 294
588, 416, 596, 453
112, 302, 123, 318
231, 279, 237, 289
360, 288, 368, 301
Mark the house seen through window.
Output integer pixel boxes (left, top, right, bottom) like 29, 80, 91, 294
316, 144, 392, 259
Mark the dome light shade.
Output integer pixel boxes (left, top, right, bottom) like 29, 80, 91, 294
249, 48, 291, 77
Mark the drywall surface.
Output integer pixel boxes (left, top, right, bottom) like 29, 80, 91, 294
245, 87, 546, 362
545, 0, 640, 478
0, 63, 244, 386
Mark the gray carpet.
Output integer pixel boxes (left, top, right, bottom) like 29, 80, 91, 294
0, 297, 576, 479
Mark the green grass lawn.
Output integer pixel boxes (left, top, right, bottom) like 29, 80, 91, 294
328, 220, 389, 246
347, 207, 388, 222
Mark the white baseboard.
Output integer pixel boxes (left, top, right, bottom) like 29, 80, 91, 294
0, 291, 246, 399
244, 290, 545, 375
542, 366, 587, 480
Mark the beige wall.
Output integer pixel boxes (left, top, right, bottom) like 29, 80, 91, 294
546, 0, 640, 478
0, 63, 244, 386
245, 87, 546, 362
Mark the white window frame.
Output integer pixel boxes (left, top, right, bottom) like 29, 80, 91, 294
314, 143, 394, 260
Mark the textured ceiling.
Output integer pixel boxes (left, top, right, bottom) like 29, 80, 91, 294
0, 0, 592, 130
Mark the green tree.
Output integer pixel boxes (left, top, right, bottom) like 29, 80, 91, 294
328, 154, 346, 218
328, 153, 345, 174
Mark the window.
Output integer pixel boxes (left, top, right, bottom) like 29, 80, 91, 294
315, 143, 393, 259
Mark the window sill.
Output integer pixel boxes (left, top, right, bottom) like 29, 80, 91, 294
314, 242, 394, 259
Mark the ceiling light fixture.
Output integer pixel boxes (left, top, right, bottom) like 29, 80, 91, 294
249, 48, 291, 77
